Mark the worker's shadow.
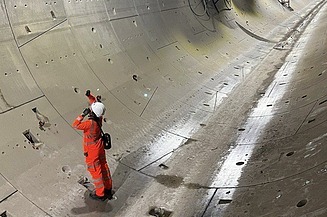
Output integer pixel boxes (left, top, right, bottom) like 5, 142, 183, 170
70, 191, 113, 215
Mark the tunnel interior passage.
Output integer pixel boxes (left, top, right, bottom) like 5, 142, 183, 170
0, 0, 327, 216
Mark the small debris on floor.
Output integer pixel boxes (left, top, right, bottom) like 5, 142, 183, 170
149, 207, 172, 217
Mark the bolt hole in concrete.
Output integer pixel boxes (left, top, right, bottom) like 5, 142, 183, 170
319, 99, 327, 105
302, 95, 307, 99
73, 87, 80, 93
25, 25, 31, 34
132, 74, 138, 81
61, 165, 71, 174
218, 199, 232, 204
296, 199, 307, 207
91, 27, 96, 33
22, 129, 39, 144
159, 164, 169, 170
286, 151, 294, 156
50, 11, 56, 20
236, 162, 244, 166
308, 119, 316, 123
148, 207, 172, 217
238, 128, 245, 131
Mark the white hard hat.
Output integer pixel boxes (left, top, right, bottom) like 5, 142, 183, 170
91, 102, 106, 117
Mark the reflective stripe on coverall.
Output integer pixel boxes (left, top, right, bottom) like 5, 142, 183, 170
73, 115, 112, 196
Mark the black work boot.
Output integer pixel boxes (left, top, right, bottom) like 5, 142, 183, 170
89, 192, 107, 201
104, 189, 114, 200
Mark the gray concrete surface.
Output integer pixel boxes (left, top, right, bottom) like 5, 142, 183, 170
0, 0, 326, 216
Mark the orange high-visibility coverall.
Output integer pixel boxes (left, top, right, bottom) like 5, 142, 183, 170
73, 115, 112, 197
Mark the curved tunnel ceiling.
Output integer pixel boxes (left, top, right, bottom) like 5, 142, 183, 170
1, 0, 327, 216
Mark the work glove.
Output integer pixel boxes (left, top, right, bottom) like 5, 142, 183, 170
82, 108, 91, 117
85, 90, 91, 97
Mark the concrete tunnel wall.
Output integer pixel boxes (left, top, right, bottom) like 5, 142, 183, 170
0, 0, 327, 216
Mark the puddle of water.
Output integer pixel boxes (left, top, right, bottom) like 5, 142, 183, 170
155, 175, 183, 188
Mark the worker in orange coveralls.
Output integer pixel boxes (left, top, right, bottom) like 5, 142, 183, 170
72, 97, 113, 201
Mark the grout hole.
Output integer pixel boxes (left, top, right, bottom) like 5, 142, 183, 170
62, 165, 71, 174
296, 199, 307, 208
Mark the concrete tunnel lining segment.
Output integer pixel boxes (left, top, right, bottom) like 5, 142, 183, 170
0, 0, 327, 216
